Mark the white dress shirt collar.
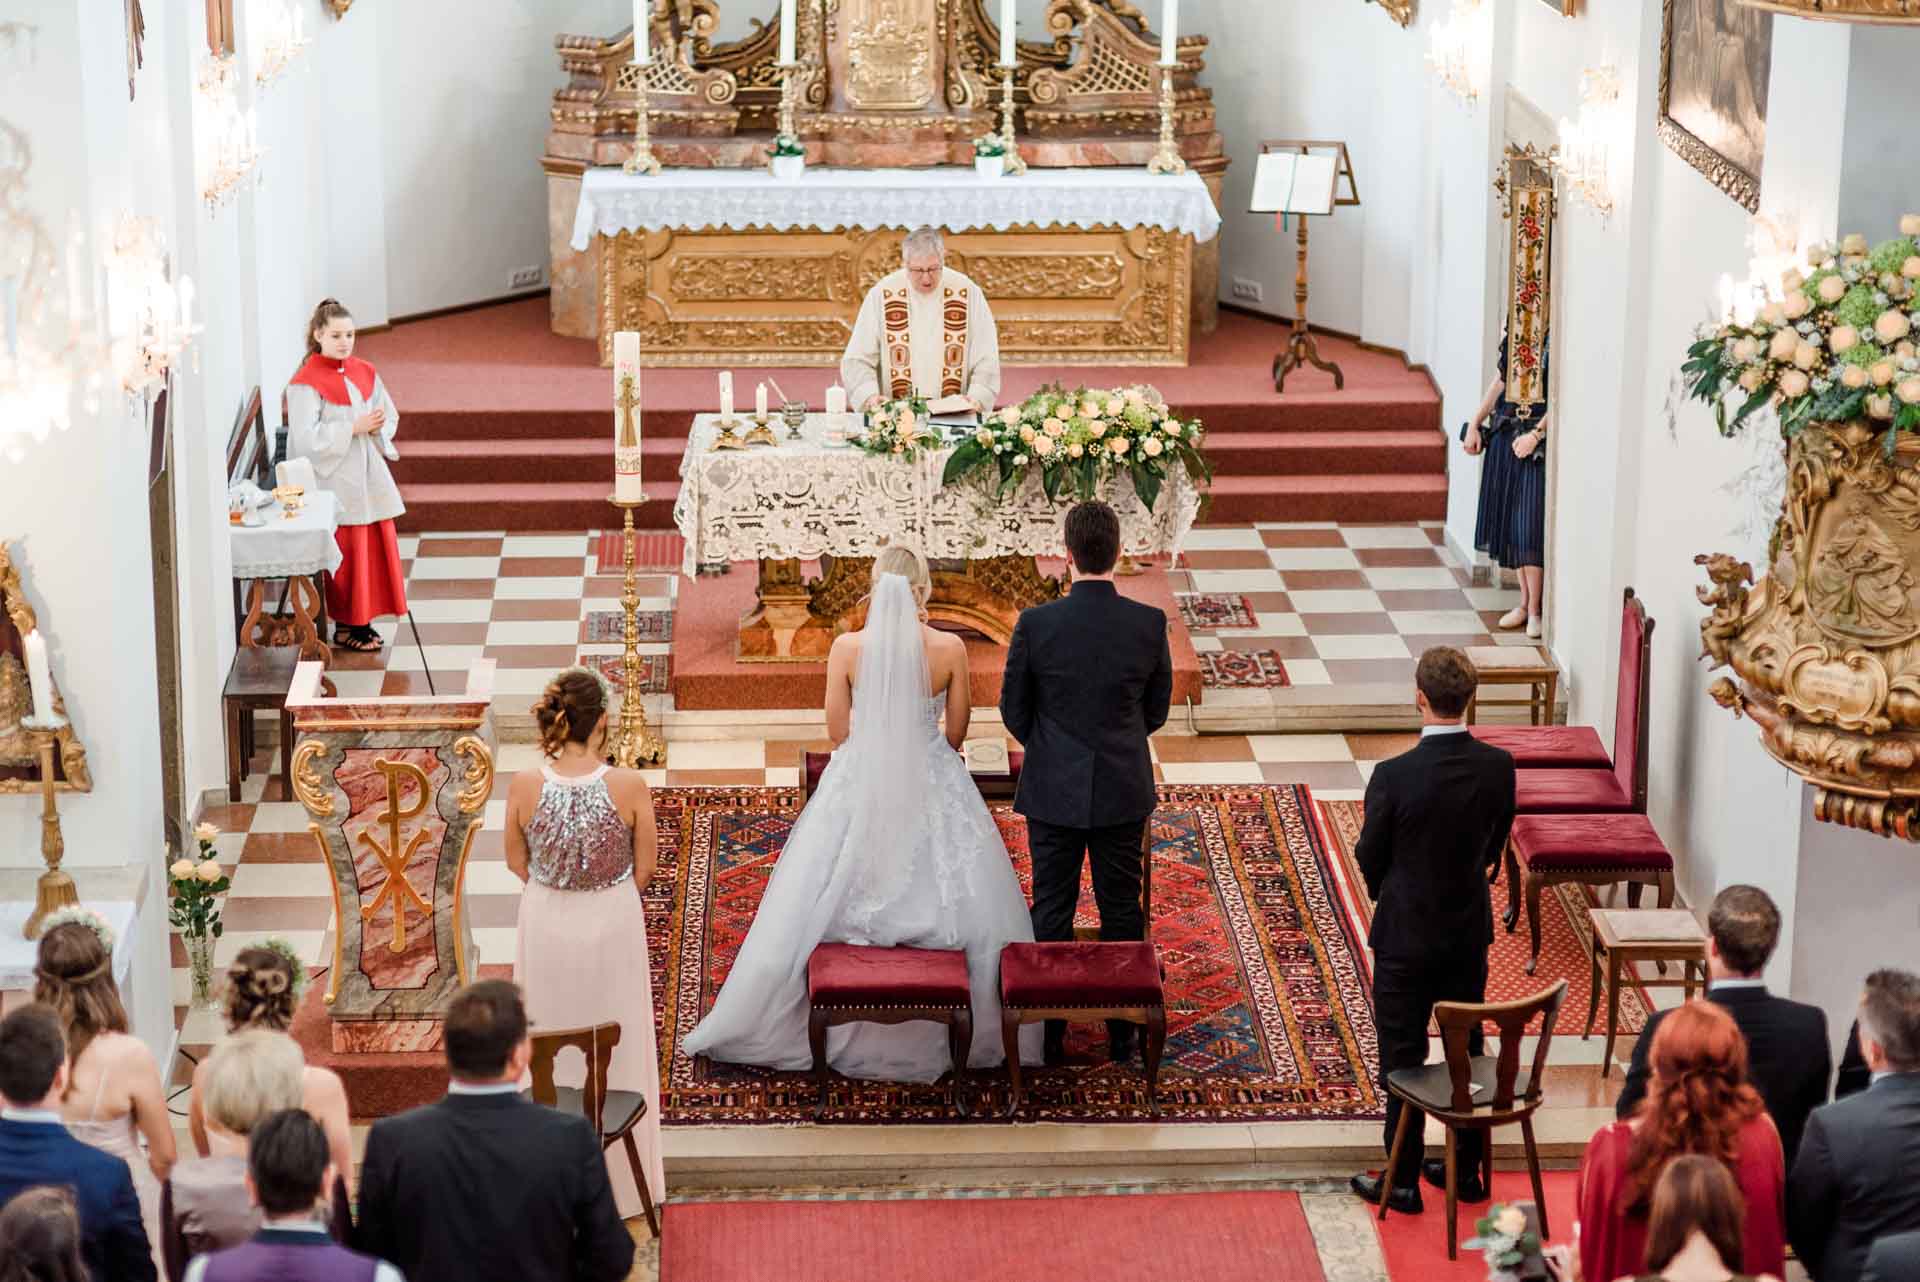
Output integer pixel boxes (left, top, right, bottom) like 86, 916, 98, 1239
0, 1108, 64, 1125
1422, 722, 1469, 738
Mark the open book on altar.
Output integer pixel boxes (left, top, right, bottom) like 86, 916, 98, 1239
927, 395, 980, 430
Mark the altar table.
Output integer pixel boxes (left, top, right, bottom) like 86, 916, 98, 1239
672, 412, 1200, 658
561, 166, 1222, 368
229, 490, 340, 673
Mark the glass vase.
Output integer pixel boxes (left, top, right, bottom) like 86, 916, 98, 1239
184, 933, 217, 1011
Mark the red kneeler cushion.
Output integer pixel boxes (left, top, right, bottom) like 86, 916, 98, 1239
1510, 813, 1673, 872
807, 943, 970, 1008
1470, 724, 1610, 768
804, 750, 1024, 798
999, 941, 1163, 1009
1514, 767, 1632, 813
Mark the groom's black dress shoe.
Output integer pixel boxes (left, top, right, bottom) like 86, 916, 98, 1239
1422, 1158, 1489, 1203
1350, 1172, 1423, 1214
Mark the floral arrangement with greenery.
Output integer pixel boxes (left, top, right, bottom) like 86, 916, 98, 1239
768, 133, 805, 159
850, 395, 940, 460
168, 821, 230, 943
941, 382, 1211, 511
972, 133, 1008, 158
1685, 217, 1920, 438
1462, 1203, 1542, 1282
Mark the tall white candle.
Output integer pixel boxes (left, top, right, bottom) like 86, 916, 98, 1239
825, 384, 847, 416
755, 382, 769, 418
718, 371, 733, 417
779, 0, 797, 64
23, 630, 53, 723
613, 331, 644, 502
633, 0, 650, 61
999, 0, 1016, 66
1159, 0, 1178, 65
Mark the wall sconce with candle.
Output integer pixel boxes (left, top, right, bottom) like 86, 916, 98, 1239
197, 54, 262, 208
102, 216, 198, 400
1427, 0, 1491, 105
1554, 64, 1620, 217
250, 0, 309, 89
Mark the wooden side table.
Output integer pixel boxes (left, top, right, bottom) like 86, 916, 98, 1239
222, 647, 302, 802
1586, 907, 1708, 1076
1465, 645, 1559, 726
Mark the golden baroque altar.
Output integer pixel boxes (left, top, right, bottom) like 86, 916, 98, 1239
543, 0, 1228, 365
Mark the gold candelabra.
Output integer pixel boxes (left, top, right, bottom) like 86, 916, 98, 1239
21, 717, 77, 939
997, 68, 1028, 176
1147, 65, 1186, 176
604, 498, 665, 767
625, 58, 663, 176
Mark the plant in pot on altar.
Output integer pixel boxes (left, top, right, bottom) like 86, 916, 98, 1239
942, 383, 1212, 512
168, 823, 230, 1009
850, 395, 940, 459
973, 132, 1008, 180
768, 133, 805, 181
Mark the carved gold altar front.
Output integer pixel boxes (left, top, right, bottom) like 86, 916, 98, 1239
604, 222, 1189, 366
742, 554, 1061, 660
1699, 420, 1920, 841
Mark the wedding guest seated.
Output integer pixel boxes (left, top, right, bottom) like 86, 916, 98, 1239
0, 1004, 156, 1281
1577, 1001, 1786, 1282
162, 1031, 351, 1281
0, 1186, 90, 1282
1617, 885, 1829, 1169
1546, 1154, 1782, 1282
183, 1109, 397, 1282
355, 981, 634, 1282
35, 916, 173, 1269
1789, 968, 1920, 1282
1864, 1229, 1920, 1282
187, 946, 353, 1195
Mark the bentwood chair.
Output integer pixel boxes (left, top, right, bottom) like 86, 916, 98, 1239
1378, 980, 1568, 1260
523, 1022, 660, 1238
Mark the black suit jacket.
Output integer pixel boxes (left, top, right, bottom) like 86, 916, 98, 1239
0, 1116, 156, 1282
1001, 580, 1172, 829
1615, 984, 1830, 1169
1863, 1229, 1920, 1282
1837, 1020, 1872, 1100
354, 1091, 634, 1282
1356, 731, 1515, 963
1789, 1072, 1920, 1282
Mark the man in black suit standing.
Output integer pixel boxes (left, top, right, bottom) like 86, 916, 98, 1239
1348, 648, 1515, 1214
1789, 968, 1920, 1281
355, 981, 635, 1282
1615, 884, 1829, 1168
1002, 499, 1172, 1063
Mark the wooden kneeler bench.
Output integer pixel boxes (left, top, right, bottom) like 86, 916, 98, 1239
998, 940, 1166, 1118
806, 943, 974, 1120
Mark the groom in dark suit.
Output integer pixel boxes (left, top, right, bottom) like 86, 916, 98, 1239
1001, 500, 1172, 1063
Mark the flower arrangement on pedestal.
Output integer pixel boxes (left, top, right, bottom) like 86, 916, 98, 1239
941, 383, 1211, 511
850, 395, 939, 460
168, 822, 230, 1009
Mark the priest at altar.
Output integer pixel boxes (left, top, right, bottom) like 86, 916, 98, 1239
841, 226, 1001, 413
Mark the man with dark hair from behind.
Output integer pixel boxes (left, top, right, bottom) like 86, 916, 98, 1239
1349, 648, 1516, 1213
355, 980, 634, 1282
0, 1003, 155, 1281
1790, 968, 1920, 1281
1616, 884, 1830, 1168
184, 1109, 395, 1281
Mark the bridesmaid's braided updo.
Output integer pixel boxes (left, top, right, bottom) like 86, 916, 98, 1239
533, 667, 609, 759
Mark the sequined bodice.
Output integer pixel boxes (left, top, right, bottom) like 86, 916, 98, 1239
525, 765, 634, 891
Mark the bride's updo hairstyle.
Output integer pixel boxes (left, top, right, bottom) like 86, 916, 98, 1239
533, 666, 608, 759
872, 544, 931, 608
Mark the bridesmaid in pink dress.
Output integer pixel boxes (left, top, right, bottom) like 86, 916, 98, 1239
507, 666, 664, 1222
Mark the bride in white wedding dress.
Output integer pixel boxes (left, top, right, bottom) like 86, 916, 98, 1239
682, 546, 1043, 1081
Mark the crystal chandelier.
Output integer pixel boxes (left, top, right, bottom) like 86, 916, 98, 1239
251, 0, 309, 89
103, 216, 197, 399
197, 55, 262, 209
1554, 65, 1620, 218
1427, 0, 1490, 105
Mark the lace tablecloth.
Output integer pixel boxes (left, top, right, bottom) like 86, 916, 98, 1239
672, 414, 1200, 576
569, 166, 1223, 251
228, 490, 342, 579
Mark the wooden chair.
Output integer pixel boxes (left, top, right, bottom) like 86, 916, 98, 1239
523, 1022, 660, 1238
1378, 980, 1567, 1259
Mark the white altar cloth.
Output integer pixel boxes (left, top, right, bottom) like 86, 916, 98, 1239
229, 491, 342, 579
569, 166, 1222, 252
0, 900, 136, 993
671, 413, 1200, 577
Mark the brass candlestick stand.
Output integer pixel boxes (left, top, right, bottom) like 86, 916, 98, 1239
624, 58, 663, 176
1147, 65, 1186, 176
998, 67, 1028, 176
21, 716, 78, 939
604, 497, 665, 767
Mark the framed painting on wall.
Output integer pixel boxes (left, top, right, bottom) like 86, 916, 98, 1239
1658, 0, 1772, 212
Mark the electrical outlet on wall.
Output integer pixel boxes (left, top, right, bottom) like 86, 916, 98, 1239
1230, 277, 1264, 303
509, 266, 544, 289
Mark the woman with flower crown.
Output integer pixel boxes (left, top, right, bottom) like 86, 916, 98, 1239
35, 912, 176, 1273
506, 665, 663, 1228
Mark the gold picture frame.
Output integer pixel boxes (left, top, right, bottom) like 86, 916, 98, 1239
327, 0, 354, 16
1657, 0, 1772, 212
0, 543, 93, 797
1535, 0, 1577, 13
1369, 0, 1416, 26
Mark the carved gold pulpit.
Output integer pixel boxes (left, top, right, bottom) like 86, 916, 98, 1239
287, 660, 494, 1053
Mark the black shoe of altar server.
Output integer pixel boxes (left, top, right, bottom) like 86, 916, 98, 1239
1422, 1158, 1490, 1203
1350, 1172, 1423, 1215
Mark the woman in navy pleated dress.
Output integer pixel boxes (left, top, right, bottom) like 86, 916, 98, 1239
1463, 329, 1549, 637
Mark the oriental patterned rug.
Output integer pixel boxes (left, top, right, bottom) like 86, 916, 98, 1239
584, 609, 673, 644
1198, 650, 1290, 689
648, 784, 1380, 1125
1176, 592, 1257, 631
585, 653, 670, 696
1312, 799, 1651, 1037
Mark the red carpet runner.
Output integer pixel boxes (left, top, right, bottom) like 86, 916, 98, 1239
663, 1189, 1326, 1282
1374, 1169, 1579, 1281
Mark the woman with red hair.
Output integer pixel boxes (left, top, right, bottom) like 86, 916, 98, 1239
1576, 1001, 1786, 1282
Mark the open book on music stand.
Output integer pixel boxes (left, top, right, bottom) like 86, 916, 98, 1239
1252, 140, 1360, 392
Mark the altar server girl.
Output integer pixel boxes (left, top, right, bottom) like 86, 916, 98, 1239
287, 298, 407, 653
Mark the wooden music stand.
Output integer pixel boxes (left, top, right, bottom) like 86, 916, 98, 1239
1254, 140, 1360, 393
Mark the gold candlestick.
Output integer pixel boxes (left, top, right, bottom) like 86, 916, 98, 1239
998, 67, 1028, 176
604, 499, 665, 767
21, 717, 78, 939
1147, 64, 1186, 176
625, 58, 663, 176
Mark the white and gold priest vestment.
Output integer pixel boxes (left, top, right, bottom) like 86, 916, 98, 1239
840, 267, 1002, 410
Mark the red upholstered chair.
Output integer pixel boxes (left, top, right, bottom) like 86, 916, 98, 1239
1511, 589, 1654, 814
1469, 723, 1610, 768
998, 941, 1166, 1118
806, 943, 974, 1120
1503, 812, 1676, 974
802, 749, 1025, 803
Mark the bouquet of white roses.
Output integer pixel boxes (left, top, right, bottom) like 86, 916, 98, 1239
1685, 217, 1920, 439
850, 395, 940, 460
941, 382, 1210, 512
1462, 1203, 1542, 1282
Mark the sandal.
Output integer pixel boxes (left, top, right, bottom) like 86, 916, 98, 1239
334, 627, 381, 653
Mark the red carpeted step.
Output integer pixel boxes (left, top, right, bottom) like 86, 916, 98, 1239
394, 480, 679, 533
1202, 472, 1449, 523
390, 438, 688, 485
1204, 428, 1447, 475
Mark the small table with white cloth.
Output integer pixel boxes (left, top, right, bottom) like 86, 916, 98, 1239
228, 489, 341, 672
